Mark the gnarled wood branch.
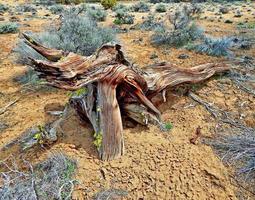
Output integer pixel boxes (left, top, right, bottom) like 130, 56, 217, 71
22, 33, 230, 160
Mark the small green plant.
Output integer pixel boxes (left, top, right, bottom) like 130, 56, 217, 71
164, 122, 173, 131
0, 23, 18, 34
69, 87, 87, 97
155, 3, 166, 13
101, 0, 117, 9
93, 131, 103, 150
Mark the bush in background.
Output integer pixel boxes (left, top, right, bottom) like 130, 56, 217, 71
86, 6, 107, 21
0, 3, 9, 13
187, 36, 233, 57
155, 3, 166, 13
0, 23, 18, 34
131, 1, 150, 13
151, 6, 203, 47
49, 4, 65, 14
113, 8, 134, 25
139, 14, 164, 31
56, 0, 85, 4
15, 8, 115, 63
112, 4, 129, 12
16, 4, 37, 13
101, 0, 117, 9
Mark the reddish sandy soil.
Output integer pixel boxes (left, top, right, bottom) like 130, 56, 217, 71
0, 1, 254, 199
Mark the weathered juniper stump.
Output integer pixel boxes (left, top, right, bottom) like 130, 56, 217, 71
22, 33, 230, 161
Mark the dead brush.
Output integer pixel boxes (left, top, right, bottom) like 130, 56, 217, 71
0, 153, 77, 200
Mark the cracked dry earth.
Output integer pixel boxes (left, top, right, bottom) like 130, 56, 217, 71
0, 0, 255, 199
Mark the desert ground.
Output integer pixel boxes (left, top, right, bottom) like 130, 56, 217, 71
0, 0, 254, 199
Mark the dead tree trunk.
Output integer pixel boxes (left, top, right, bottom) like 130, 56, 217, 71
22, 33, 230, 160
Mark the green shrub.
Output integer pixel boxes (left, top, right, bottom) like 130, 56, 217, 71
16, 4, 37, 13
0, 23, 18, 34
101, 0, 117, 9
114, 8, 134, 25
151, 23, 203, 48
187, 37, 232, 57
56, 0, 85, 4
15, 8, 115, 62
112, 4, 129, 12
155, 3, 166, 13
139, 14, 164, 31
49, 4, 64, 14
87, 6, 107, 21
131, 1, 150, 12
0, 3, 9, 13
151, 6, 203, 47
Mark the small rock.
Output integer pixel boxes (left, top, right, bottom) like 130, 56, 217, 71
0, 17, 4, 21
178, 54, 189, 59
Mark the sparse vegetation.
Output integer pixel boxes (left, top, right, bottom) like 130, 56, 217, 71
101, 0, 117, 9
56, 0, 85, 4
187, 36, 233, 57
49, 4, 65, 14
205, 126, 255, 190
139, 14, 164, 31
163, 122, 173, 131
155, 3, 166, 13
151, 6, 203, 47
131, 1, 150, 12
86, 6, 107, 22
0, 23, 18, 34
16, 4, 37, 13
114, 8, 134, 25
15, 8, 115, 62
0, 3, 9, 13
0, 153, 77, 199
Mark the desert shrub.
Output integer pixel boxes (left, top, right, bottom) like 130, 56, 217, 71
151, 6, 203, 47
16, 4, 37, 13
56, 0, 85, 4
114, 8, 134, 25
15, 8, 115, 62
151, 23, 203, 47
86, 6, 107, 21
139, 14, 164, 31
155, 3, 166, 13
0, 23, 18, 34
101, 0, 117, 9
205, 127, 255, 186
49, 4, 65, 14
131, 1, 150, 13
0, 3, 9, 13
187, 37, 232, 57
34, 0, 56, 5
112, 4, 129, 12
149, 0, 163, 4
0, 153, 77, 199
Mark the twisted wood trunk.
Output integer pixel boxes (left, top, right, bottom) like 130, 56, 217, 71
22, 33, 230, 160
